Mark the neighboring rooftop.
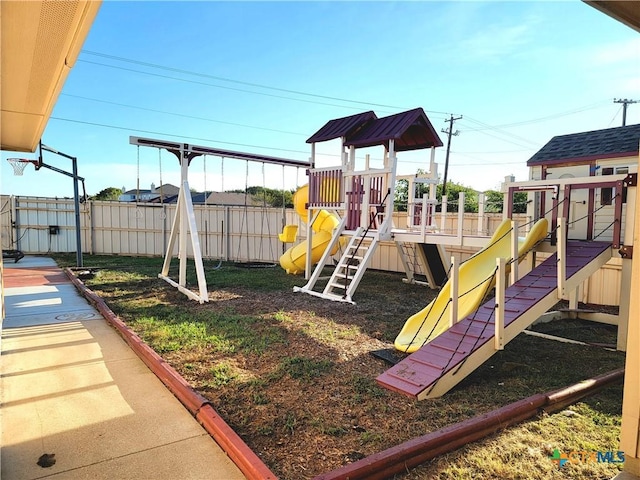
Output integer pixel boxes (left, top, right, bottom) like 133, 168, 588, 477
147, 191, 261, 206
527, 123, 640, 166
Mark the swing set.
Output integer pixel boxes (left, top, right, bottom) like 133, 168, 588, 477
129, 136, 309, 303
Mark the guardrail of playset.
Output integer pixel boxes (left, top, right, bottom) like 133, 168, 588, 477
438, 193, 466, 240
506, 173, 637, 249
307, 167, 343, 208
441, 220, 522, 353
407, 197, 437, 233
309, 166, 391, 231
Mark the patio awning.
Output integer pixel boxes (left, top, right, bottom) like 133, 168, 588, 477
1, 1, 102, 153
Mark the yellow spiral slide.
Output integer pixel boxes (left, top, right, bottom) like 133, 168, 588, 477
279, 185, 341, 275
395, 217, 549, 353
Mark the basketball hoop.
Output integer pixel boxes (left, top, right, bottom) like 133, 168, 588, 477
7, 158, 33, 176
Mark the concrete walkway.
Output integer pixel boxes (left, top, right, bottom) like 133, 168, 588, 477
1, 256, 246, 480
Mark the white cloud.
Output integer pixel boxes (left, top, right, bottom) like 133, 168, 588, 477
460, 22, 534, 63
589, 37, 640, 66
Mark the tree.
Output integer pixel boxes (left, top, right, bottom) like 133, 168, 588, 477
436, 181, 479, 213
240, 186, 295, 208
92, 187, 123, 201
482, 190, 529, 214
483, 190, 505, 213
394, 174, 480, 213
394, 179, 409, 212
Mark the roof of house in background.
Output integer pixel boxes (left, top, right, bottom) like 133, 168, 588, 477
153, 183, 180, 196
527, 123, 640, 166
144, 191, 262, 205
122, 189, 153, 195
344, 107, 444, 152
306, 111, 377, 144
205, 191, 261, 206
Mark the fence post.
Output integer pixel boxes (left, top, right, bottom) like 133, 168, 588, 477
457, 192, 465, 242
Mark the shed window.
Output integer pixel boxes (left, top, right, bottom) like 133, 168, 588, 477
601, 167, 628, 205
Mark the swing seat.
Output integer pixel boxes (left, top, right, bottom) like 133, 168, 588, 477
279, 225, 298, 243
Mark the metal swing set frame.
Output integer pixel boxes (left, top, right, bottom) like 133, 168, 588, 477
129, 136, 309, 303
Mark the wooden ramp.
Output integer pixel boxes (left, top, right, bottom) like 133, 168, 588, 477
376, 241, 612, 400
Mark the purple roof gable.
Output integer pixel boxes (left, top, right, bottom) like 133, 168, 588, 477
306, 111, 377, 144
343, 107, 444, 152
527, 123, 640, 166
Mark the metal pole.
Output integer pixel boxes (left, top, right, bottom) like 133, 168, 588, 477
72, 156, 83, 267
441, 115, 462, 197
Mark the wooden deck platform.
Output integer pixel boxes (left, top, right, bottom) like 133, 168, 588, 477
376, 241, 613, 400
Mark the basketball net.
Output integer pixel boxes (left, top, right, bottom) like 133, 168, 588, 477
7, 158, 31, 176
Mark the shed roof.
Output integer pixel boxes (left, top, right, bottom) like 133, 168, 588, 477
306, 111, 377, 144
527, 123, 640, 166
343, 108, 444, 151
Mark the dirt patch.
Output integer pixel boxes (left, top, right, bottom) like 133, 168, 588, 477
73, 259, 624, 480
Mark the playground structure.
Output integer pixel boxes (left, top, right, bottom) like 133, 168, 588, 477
394, 217, 549, 353
293, 108, 449, 303
279, 184, 342, 274
289, 108, 637, 400
377, 171, 637, 399
129, 136, 309, 303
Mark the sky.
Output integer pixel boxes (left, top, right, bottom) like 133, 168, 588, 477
2, 0, 639, 198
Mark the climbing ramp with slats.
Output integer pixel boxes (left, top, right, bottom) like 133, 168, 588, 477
376, 240, 613, 400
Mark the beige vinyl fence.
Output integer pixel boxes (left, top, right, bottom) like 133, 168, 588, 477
0, 195, 623, 306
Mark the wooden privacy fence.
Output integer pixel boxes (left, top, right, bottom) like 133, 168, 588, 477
0, 195, 623, 305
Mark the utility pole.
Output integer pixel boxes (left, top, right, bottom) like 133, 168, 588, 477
614, 98, 638, 126
441, 114, 462, 197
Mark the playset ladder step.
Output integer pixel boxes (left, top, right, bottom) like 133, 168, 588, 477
322, 228, 380, 303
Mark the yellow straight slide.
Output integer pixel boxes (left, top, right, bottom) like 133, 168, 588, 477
279, 185, 341, 275
394, 218, 549, 353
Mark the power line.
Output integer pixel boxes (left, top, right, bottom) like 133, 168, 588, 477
49, 116, 311, 157
81, 50, 415, 111
48, 115, 350, 162
466, 101, 609, 130
78, 59, 380, 112
461, 116, 539, 148
61, 93, 306, 136
613, 98, 638, 126
80, 50, 454, 117
608, 105, 623, 128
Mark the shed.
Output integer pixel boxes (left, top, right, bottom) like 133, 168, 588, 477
526, 123, 640, 241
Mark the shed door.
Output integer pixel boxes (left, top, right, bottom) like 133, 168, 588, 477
545, 165, 590, 240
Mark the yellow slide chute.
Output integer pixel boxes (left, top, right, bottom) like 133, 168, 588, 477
279, 185, 341, 275
395, 217, 549, 353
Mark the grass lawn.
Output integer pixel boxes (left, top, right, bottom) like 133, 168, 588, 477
55, 254, 626, 479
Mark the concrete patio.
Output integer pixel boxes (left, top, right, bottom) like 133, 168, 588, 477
1, 256, 246, 480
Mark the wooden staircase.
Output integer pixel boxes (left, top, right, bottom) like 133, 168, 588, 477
376, 241, 613, 400
321, 227, 380, 303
